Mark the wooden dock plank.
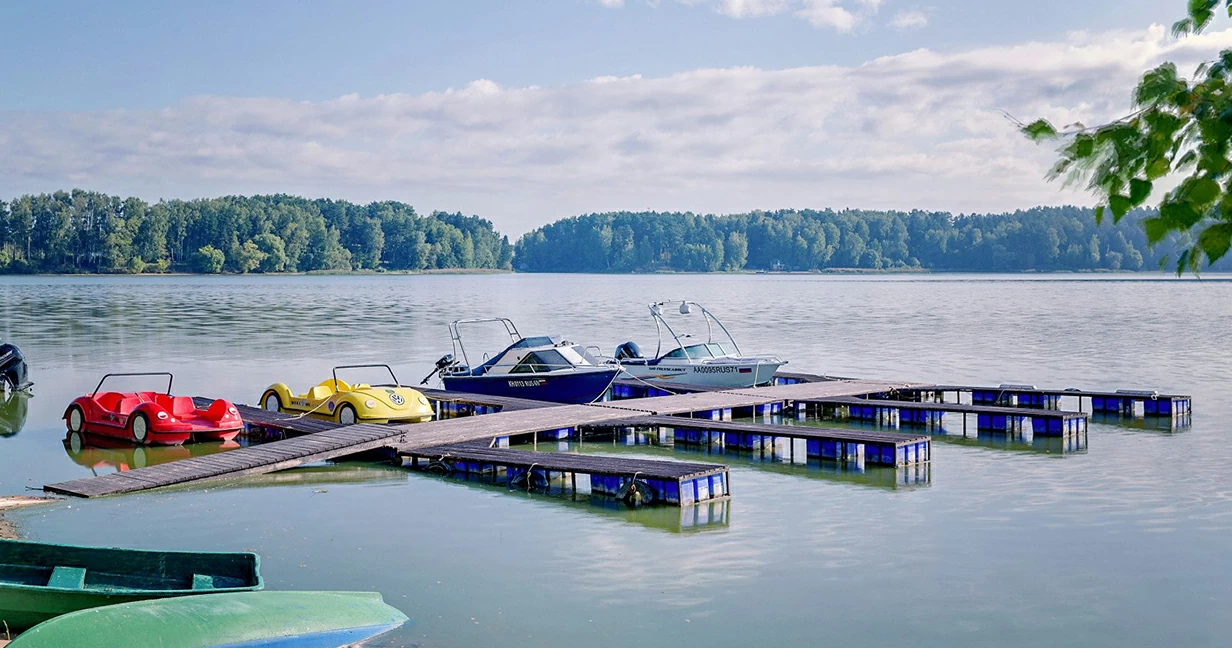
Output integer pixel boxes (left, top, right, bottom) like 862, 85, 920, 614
45, 407, 641, 498
812, 396, 1088, 419
926, 384, 1192, 400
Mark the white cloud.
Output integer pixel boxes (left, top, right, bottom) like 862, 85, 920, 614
1, 25, 1227, 236
795, 0, 857, 31
890, 9, 927, 29
717, 0, 790, 18
596, 0, 877, 31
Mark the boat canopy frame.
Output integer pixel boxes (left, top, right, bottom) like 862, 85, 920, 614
648, 301, 743, 361
448, 318, 523, 371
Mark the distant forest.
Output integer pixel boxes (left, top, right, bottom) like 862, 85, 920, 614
0, 191, 1216, 274
0, 191, 512, 274
513, 206, 1221, 272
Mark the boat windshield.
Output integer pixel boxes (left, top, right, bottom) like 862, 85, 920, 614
510, 349, 570, 374
570, 345, 601, 366
664, 344, 714, 360
705, 343, 733, 357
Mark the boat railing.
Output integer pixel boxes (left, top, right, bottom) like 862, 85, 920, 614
445, 361, 619, 377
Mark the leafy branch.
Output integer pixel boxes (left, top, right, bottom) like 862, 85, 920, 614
1021, 0, 1232, 273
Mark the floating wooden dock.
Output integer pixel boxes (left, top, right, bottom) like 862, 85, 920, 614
45, 404, 639, 498
590, 416, 930, 467
44, 370, 1185, 500
402, 444, 729, 506
921, 384, 1192, 417
804, 396, 1089, 436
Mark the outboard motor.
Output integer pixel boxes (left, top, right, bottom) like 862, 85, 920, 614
0, 344, 28, 391
614, 341, 643, 360
420, 354, 456, 385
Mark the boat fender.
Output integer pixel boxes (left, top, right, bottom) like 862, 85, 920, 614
511, 465, 548, 491
617, 477, 654, 508
425, 458, 454, 474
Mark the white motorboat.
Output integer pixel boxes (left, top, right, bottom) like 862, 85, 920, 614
613, 301, 786, 388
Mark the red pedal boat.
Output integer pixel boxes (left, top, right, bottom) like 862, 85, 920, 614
63, 373, 244, 446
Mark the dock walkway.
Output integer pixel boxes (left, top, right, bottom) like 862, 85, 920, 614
809, 396, 1089, 435
44, 378, 930, 498
591, 415, 931, 467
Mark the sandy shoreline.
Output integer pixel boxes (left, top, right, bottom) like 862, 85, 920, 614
0, 496, 60, 540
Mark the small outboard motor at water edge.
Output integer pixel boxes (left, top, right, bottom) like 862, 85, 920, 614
614, 341, 643, 360
0, 343, 30, 391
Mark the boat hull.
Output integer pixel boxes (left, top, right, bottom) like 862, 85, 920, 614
620, 360, 784, 388
8, 591, 408, 648
443, 368, 620, 404
0, 539, 262, 632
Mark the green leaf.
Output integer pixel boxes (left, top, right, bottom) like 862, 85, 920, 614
1129, 179, 1153, 206
1197, 222, 1232, 262
1173, 17, 1195, 36
1135, 64, 1182, 106
1072, 134, 1095, 158
1187, 177, 1222, 205
1021, 119, 1058, 141
1160, 199, 1204, 229
1109, 195, 1133, 220
1176, 249, 1192, 276
1143, 217, 1171, 243
1094, 205, 1106, 224
1146, 158, 1171, 180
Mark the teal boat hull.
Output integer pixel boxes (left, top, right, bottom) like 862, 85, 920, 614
9, 591, 409, 648
0, 538, 262, 631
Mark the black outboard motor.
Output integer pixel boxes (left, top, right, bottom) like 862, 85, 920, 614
0, 343, 28, 391
420, 354, 456, 385
614, 341, 643, 360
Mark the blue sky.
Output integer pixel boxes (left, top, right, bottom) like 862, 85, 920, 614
0, 0, 1222, 235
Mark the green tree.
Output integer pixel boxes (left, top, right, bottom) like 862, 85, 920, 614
231, 239, 266, 274
193, 245, 225, 273
1022, 1, 1232, 272
253, 233, 288, 272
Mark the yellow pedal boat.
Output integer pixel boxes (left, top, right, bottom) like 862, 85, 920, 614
260, 364, 433, 425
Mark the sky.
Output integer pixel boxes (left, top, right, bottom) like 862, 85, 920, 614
0, 0, 1227, 237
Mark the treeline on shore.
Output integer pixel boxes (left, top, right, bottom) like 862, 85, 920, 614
513, 206, 1213, 272
0, 190, 512, 274
0, 190, 1211, 274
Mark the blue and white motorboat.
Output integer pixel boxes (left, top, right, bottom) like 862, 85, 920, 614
613, 301, 786, 388
425, 318, 622, 404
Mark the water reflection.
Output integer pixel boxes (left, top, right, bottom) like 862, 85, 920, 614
1090, 412, 1191, 432
62, 430, 238, 474
567, 432, 931, 491
0, 391, 29, 437
417, 469, 731, 533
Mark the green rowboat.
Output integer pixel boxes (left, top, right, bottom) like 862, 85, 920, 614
0, 538, 262, 632
9, 591, 409, 648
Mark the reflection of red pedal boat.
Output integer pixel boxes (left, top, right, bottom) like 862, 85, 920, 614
63, 431, 239, 472
63, 373, 243, 446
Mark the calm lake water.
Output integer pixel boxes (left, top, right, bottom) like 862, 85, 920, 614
1, 273, 1230, 647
